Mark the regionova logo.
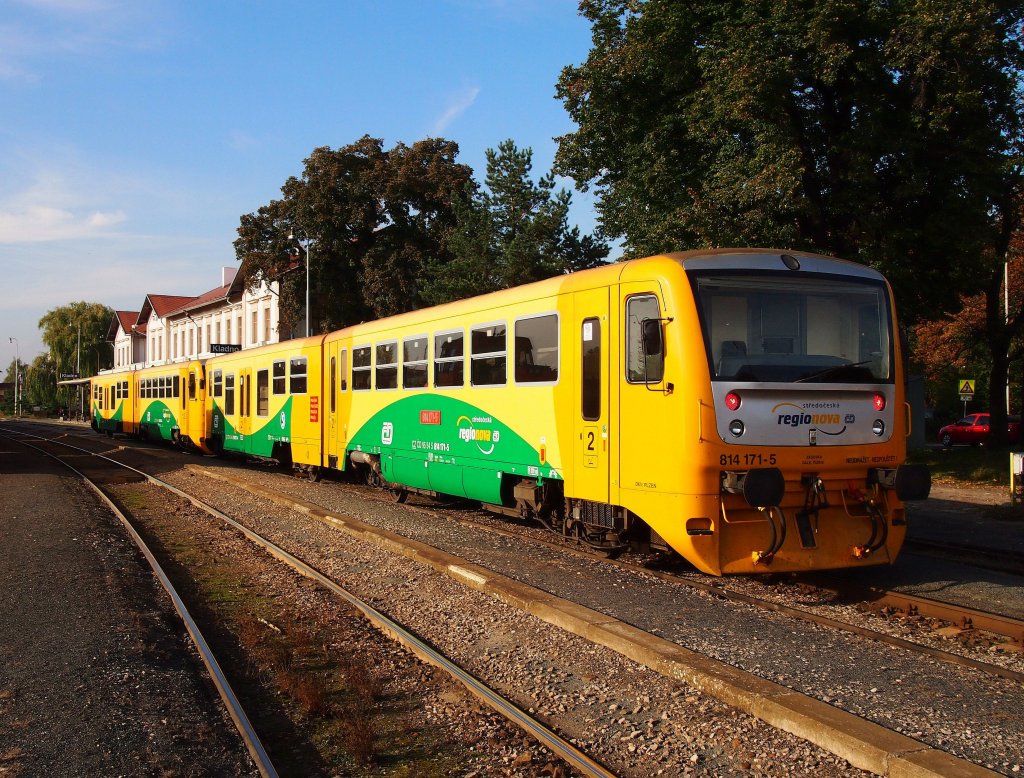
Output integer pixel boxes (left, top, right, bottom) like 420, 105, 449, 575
456, 415, 499, 455
771, 402, 848, 436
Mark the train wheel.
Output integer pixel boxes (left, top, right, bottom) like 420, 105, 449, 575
306, 465, 321, 483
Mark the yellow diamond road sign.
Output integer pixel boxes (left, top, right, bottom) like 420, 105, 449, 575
959, 379, 975, 395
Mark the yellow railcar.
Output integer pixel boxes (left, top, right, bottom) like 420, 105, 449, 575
321, 249, 928, 575
135, 361, 208, 451
204, 337, 323, 470
91, 370, 134, 436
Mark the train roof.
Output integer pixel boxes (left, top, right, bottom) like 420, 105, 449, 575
326, 248, 883, 339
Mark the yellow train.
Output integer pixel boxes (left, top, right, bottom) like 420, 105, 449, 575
91, 361, 207, 451
94, 249, 930, 575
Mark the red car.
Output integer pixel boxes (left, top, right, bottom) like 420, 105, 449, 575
938, 413, 1022, 447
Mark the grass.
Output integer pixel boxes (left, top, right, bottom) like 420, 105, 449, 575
907, 445, 1017, 487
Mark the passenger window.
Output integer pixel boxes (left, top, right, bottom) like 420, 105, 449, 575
515, 314, 558, 384
353, 346, 371, 391
330, 358, 336, 413
403, 336, 428, 389
434, 331, 464, 388
173, 375, 180, 398
376, 342, 398, 389
272, 360, 286, 394
471, 323, 507, 386
582, 318, 601, 420
188, 372, 196, 400
340, 349, 348, 392
290, 357, 308, 394
257, 370, 269, 416
212, 370, 223, 397
224, 373, 235, 415
626, 295, 665, 383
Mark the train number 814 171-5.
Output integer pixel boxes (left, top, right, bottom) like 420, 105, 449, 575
720, 452, 777, 467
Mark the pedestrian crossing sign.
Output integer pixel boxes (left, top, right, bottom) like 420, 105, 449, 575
959, 379, 976, 395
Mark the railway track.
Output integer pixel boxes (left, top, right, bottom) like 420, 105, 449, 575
8, 421, 1020, 776
0, 425, 614, 778
903, 537, 1024, 578
1, 429, 278, 778
14, 423, 1024, 660
310, 473, 1024, 679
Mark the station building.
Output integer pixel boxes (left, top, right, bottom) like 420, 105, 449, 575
106, 266, 283, 370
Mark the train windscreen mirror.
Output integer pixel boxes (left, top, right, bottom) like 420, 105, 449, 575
641, 319, 663, 356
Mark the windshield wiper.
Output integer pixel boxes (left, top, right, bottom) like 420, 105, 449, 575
794, 360, 874, 384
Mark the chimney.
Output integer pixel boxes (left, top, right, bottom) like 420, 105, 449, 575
222, 266, 238, 287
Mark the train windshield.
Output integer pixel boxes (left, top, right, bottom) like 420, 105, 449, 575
691, 271, 893, 383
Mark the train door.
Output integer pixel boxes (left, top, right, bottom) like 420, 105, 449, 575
238, 368, 252, 450
325, 344, 349, 470
573, 287, 610, 503
186, 366, 204, 448
177, 369, 187, 441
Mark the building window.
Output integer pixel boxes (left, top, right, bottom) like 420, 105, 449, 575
252, 311, 258, 345
290, 357, 308, 394
434, 330, 464, 388
471, 323, 507, 386
264, 308, 271, 343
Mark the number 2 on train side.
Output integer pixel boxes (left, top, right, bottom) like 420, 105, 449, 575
582, 426, 598, 468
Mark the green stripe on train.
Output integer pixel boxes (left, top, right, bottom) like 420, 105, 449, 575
96, 400, 125, 433
347, 395, 560, 504
139, 401, 179, 441
211, 397, 293, 458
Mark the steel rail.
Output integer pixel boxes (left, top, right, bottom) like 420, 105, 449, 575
1, 432, 278, 778
810, 581, 1024, 646
2, 427, 617, 778
327, 479, 1024, 684
904, 538, 1024, 577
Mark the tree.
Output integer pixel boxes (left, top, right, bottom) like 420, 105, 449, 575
2, 358, 27, 415
421, 140, 609, 304
235, 136, 474, 333
38, 301, 114, 377
556, 0, 1024, 316
23, 354, 57, 412
556, 0, 1024, 441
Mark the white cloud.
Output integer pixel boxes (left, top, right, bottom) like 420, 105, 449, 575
0, 171, 127, 242
228, 130, 262, 153
431, 85, 481, 135
0, 1, 171, 82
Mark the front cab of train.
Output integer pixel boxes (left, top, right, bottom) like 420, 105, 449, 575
663, 251, 929, 574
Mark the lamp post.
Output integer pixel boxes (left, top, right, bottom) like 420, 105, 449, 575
8, 337, 19, 417
288, 226, 312, 338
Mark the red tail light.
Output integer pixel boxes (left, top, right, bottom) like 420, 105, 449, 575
873, 393, 886, 411
725, 391, 742, 411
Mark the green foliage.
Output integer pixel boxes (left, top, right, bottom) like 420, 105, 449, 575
908, 445, 1012, 487
234, 136, 474, 332
556, 0, 1024, 323
421, 140, 609, 305
37, 301, 113, 377
23, 354, 57, 412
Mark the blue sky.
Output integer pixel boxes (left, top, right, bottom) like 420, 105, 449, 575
0, 0, 602, 371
